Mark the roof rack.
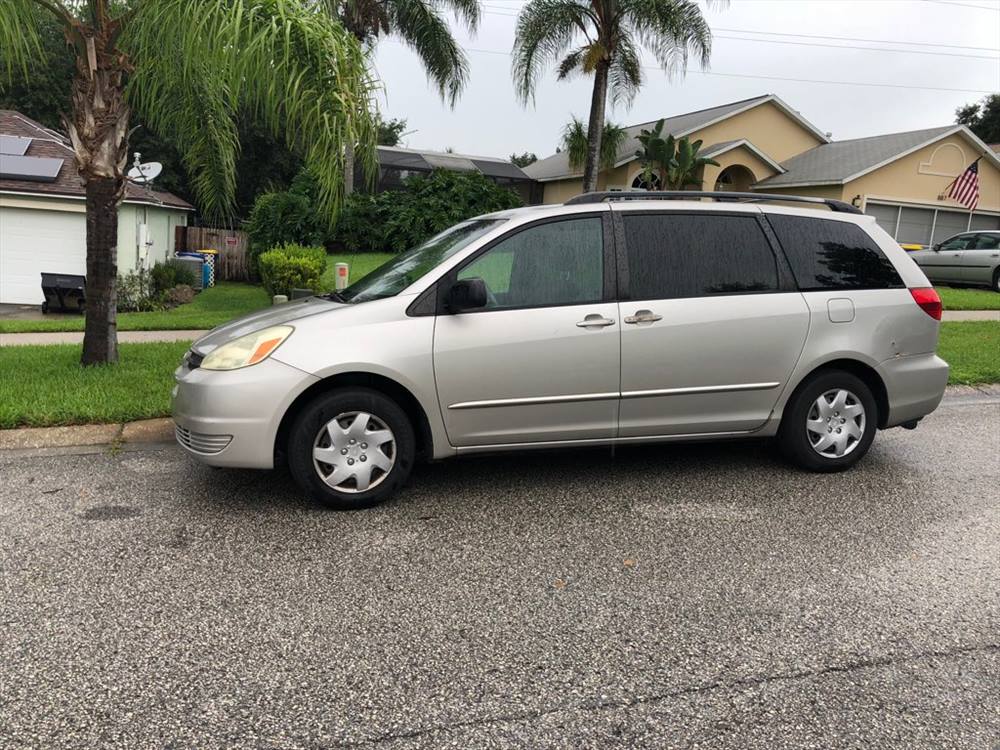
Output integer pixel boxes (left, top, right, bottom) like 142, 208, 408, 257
564, 190, 863, 214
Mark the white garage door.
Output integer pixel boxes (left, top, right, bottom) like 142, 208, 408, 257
0, 206, 86, 305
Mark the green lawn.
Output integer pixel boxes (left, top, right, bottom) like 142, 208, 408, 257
0, 283, 269, 334
0, 341, 190, 428
936, 286, 1000, 311
1, 322, 996, 429
937, 321, 1000, 385
322, 252, 394, 290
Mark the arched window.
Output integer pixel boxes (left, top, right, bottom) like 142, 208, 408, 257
714, 165, 756, 192
631, 172, 662, 191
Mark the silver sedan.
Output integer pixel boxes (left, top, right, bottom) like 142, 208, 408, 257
909, 230, 1000, 292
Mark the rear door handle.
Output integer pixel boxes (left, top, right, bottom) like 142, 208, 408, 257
624, 309, 662, 325
576, 314, 616, 329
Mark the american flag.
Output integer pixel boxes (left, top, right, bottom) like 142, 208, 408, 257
948, 159, 980, 211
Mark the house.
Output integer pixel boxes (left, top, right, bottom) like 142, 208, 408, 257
524, 94, 1000, 245
0, 110, 193, 305
363, 145, 536, 204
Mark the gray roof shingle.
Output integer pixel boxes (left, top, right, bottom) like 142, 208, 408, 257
758, 126, 956, 187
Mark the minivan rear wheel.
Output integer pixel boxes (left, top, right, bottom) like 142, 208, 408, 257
778, 370, 877, 472
288, 388, 415, 510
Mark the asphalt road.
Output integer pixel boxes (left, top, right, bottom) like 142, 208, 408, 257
2, 395, 998, 749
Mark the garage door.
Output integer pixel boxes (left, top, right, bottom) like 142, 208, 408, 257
0, 206, 86, 304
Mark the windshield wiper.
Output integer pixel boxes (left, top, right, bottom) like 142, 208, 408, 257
322, 290, 346, 302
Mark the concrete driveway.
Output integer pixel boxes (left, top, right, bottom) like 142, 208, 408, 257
1, 395, 998, 748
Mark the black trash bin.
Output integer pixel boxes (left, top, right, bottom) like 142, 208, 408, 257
40, 273, 86, 314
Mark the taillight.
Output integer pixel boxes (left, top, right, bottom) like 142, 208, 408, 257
910, 287, 942, 320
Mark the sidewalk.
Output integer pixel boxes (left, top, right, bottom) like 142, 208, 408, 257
941, 310, 999, 322
0, 329, 207, 346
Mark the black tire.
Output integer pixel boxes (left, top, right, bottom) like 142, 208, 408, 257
287, 388, 415, 510
777, 370, 878, 473
992, 268, 1000, 294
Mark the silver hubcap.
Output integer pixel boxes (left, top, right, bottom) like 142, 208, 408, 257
806, 389, 866, 458
312, 411, 395, 493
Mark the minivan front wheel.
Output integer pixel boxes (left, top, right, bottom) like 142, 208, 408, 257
288, 388, 415, 509
778, 370, 877, 472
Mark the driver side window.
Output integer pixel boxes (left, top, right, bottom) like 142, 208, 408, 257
457, 217, 604, 310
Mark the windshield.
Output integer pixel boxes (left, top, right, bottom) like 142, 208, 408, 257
338, 218, 507, 304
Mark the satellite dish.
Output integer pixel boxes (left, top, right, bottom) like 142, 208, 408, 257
127, 161, 162, 183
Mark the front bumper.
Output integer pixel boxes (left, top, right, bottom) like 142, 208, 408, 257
171, 356, 319, 468
877, 352, 949, 428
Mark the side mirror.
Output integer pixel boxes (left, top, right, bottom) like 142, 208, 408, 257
446, 277, 487, 312
932, 244, 940, 252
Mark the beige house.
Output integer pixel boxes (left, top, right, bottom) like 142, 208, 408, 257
524, 94, 1000, 244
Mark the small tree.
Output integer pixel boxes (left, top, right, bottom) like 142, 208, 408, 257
633, 120, 718, 191
563, 117, 627, 175
956, 94, 1000, 144
510, 152, 538, 167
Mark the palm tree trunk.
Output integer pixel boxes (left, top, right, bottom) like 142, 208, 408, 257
65, 30, 131, 365
82, 176, 120, 365
582, 60, 610, 193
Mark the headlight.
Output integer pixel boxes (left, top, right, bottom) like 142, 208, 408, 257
200, 326, 293, 371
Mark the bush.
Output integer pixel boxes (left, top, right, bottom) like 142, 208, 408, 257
165, 284, 196, 307
334, 169, 523, 253
244, 171, 329, 265
257, 244, 327, 297
150, 260, 196, 295
117, 267, 162, 312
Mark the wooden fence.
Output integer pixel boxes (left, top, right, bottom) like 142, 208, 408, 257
175, 226, 252, 281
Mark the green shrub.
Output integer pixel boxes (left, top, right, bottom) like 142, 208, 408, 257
118, 267, 163, 312
150, 260, 196, 295
334, 169, 523, 253
257, 243, 327, 297
245, 172, 330, 265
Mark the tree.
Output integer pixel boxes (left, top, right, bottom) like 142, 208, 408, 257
562, 116, 627, 175
513, 0, 723, 193
377, 116, 409, 146
510, 151, 538, 167
666, 136, 718, 189
1, 0, 376, 365
325, 0, 480, 194
956, 94, 1000, 144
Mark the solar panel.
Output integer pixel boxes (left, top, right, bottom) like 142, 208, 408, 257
0, 154, 63, 182
471, 159, 531, 180
0, 135, 32, 156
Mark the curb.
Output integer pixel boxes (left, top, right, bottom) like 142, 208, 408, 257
0, 418, 174, 452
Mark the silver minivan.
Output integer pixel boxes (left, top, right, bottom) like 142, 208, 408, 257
173, 192, 950, 509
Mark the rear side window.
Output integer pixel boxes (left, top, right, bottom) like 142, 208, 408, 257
768, 215, 904, 291
622, 214, 779, 300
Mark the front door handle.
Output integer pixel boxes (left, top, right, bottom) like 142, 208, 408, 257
576, 314, 616, 329
624, 309, 662, 325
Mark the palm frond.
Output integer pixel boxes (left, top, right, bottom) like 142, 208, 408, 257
0, 0, 47, 82
618, 0, 714, 76
562, 116, 626, 171
388, 0, 469, 105
555, 46, 586, 80
122, 0, 378, 225
512, 0, 596, 104
607, 33, 641, 105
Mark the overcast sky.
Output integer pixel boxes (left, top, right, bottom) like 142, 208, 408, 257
370, 0, 1000, 158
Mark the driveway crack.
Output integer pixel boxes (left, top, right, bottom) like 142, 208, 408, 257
327, 642, 999, 748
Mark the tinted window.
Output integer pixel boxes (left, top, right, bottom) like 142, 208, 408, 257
972, 234, 1000, 250
622, 214, 779, 300
938, 234, 972, 252
458, 217, 603, 309
768, 215, 904, 291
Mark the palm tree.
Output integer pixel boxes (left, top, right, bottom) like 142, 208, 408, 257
325, 0, 481, 194
1, 0, 376, 365
562, 116, 627, 175
513, 0, 724, 193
